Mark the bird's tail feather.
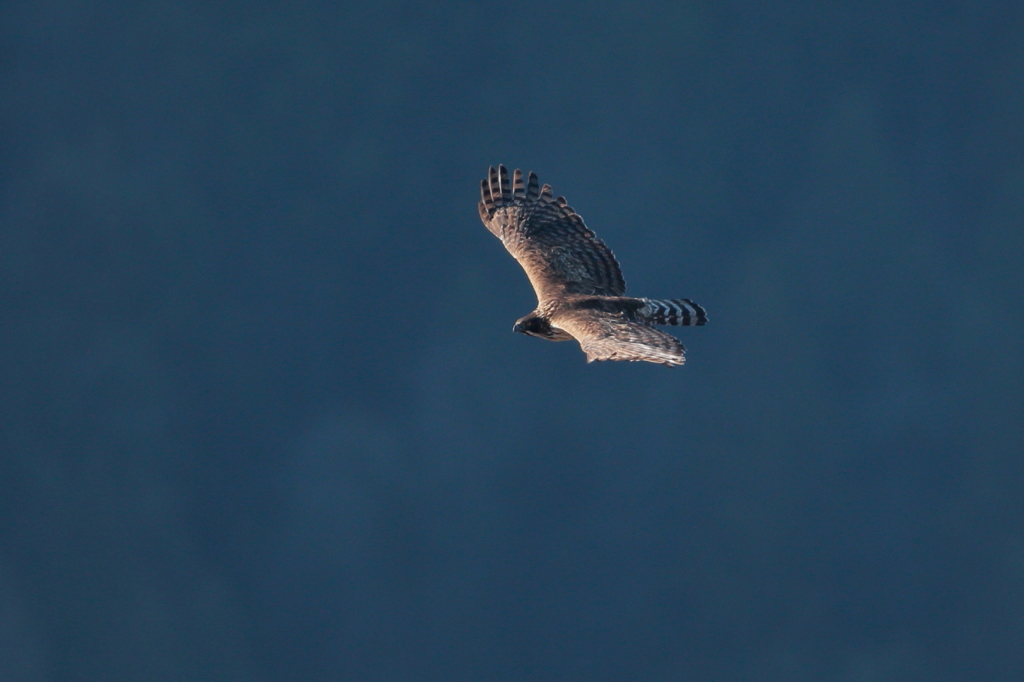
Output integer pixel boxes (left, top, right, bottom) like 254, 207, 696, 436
639, 298, 708, 326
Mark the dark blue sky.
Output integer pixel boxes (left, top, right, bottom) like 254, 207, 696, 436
2, 2, 1022, 680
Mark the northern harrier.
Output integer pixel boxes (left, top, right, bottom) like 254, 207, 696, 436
479, 165, 707, 367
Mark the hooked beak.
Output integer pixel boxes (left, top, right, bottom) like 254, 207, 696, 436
512, 322, 525, 334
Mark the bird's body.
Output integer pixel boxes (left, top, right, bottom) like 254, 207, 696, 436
479, 165, 707, 366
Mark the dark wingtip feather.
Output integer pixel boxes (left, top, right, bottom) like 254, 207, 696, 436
526, 172, 540, 200
488, 166, 500, 204
498, 165, 511, 201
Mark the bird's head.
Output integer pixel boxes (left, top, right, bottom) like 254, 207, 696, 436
513, 313, 571, 341
513, 313, 549, 337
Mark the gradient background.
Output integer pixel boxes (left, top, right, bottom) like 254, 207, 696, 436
2, 2, 1022, 680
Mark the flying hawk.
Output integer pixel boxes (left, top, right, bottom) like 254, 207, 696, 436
479, 165, 707, 367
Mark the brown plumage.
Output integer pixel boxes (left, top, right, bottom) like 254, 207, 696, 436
479, 165, 707, 367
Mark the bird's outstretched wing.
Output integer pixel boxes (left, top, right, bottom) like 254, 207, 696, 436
552, 308, 688, 367
478, 165, 625, 301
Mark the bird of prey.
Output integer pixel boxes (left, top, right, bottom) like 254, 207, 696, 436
478, 165, 707, 367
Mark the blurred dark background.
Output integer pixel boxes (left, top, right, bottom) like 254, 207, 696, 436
2, 1, 1022, 680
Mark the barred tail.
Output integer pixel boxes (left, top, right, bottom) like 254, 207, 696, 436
639, 298, 708, 326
